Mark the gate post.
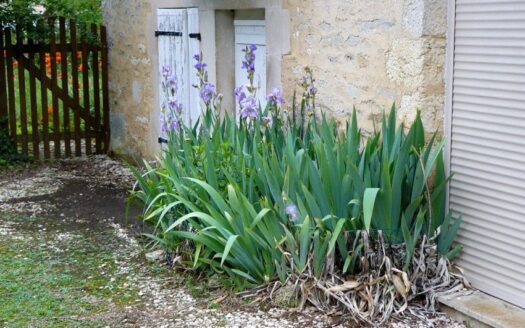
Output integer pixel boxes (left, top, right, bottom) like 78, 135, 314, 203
0, 29, 8, 121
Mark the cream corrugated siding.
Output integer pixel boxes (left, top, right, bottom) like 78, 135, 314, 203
449, 0, 525, 308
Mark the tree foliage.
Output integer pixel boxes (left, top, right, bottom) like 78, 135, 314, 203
0, 0, 101, 38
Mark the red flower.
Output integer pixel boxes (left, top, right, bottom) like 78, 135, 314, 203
40, 105, 53, 122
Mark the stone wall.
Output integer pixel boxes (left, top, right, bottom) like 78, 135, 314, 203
101, 0, 448, 158
102, 0, 157, 158
281, 0, 447, 134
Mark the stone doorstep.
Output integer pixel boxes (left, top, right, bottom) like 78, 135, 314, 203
438, 291, 525, 328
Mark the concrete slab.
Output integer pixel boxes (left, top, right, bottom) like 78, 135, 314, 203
439, 291, 525, 328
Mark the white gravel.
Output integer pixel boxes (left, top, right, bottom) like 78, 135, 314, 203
0, 155, 467, 328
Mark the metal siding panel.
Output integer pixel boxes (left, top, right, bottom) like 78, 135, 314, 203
456, 1, 525, 13
455, 28, 525, 38
450, 0, 525, 309
454, 85, 525, 101
451, 149, 525, 174
453, 93, 525, 111
454, 61, 525, 75
451, 180, 524, 208
451, 141, 525, 164
452, 129, 525, 150
451, 158, 525, 180
450, 201, 525, 235
455, 20, 525, 29
450, 191, 525, 218
452, 102, 525, 120
453, 175, 524, 200
456, 10, 525, 20
452, 117, 525, 137
451, 165, 525, 189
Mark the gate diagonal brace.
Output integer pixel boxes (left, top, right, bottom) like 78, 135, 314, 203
12, 49, 101, 131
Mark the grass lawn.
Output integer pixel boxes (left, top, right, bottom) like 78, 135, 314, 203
0, 214, 141, 327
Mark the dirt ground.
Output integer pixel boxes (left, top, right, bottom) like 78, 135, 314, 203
0, 156, 465, 328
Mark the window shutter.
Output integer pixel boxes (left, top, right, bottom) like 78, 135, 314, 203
157, 8, 200, 129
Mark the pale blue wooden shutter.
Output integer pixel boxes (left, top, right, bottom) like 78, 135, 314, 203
157, 8, 200, 128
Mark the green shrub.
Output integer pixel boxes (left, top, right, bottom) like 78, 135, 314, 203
0, 118, 31, 167
134, 105, 461, 271
131, 54, 463, 323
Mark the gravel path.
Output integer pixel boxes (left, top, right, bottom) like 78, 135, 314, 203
0, 156, 466, 328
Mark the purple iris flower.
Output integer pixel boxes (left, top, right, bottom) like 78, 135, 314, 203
266, 88, 285, 107
174, 102, 182, 115
167, 96, 182, 113
170, 118, 180, 131
200, 82, 216, 104
162, 65, 171, 78
160, 108, 182, 133
285, 204, 299, 222
193, 52, 202, 61
242, 45, 257, 74
166, 74, 177, 92
307, 84, 317, 97
234, 86, 246, 103
159, 64, 184, 136
240, 97, 257, 119
167, 96, 177, 107
262, 114, 273, 127
160, 114, 168, 133
194, 61, 207, 71
242, 60, 255, 73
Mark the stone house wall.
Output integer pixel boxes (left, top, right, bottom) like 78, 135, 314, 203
101, 0, 448, 159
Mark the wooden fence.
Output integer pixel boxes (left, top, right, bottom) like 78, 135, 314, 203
0, 17, 110, 159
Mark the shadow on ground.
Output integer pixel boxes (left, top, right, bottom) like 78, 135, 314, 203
0, 156, 336, 328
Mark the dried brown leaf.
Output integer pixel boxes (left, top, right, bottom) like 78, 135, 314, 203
327, 280, 360, 293
392, 274, 407, 297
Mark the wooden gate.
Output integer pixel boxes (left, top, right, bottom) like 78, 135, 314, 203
0, 17, 109, 159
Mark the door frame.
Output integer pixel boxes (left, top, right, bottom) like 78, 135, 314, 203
144, 1, 290, 156
444, 0, 456, 212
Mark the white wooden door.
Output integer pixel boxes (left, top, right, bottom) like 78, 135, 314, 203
157, 8, 200, 128
234, 20, 267, 112
446, 0, 525, 308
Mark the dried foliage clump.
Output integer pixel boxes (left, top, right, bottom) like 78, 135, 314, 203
251, 232, 467, 325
